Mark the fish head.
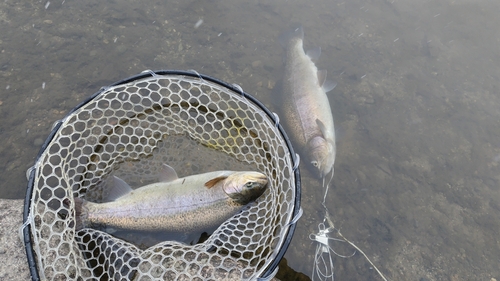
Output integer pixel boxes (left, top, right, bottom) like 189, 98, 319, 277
307, 136, 336, 178
223, 172, 268, 204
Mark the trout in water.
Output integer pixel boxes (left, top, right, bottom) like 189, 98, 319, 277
280, 26, 337, 178
73, 164, 268, 236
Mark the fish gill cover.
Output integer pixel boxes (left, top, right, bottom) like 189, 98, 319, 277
22, 70, 301, 280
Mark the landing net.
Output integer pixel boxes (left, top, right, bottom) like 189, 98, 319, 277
22, 70, 301, 280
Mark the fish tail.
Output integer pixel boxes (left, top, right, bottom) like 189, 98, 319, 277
279, 25, 304, 47
73, 197, 88, 230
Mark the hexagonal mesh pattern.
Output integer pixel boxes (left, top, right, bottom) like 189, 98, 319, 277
24, 71, 299, 280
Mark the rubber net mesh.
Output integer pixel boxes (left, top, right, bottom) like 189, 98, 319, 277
26, 73, 297, 280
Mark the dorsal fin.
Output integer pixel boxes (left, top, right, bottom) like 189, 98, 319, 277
317, 70, 327, 87
109, 176, 133, 201
159, 164, 178, 182
317, 70, 337, 92
204, 176, 227, 189
307, 47, 321, 62
322, 80, 337, 93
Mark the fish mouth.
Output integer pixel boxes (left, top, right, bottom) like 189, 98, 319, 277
310, 158, 334, 179
240, 173, 268, 203
225, 172, 268, 204
308, 137, 336, 179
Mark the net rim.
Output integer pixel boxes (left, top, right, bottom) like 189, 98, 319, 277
22, 69, 302, 281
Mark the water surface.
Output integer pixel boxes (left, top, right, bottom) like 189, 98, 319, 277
1, 0, 499, 280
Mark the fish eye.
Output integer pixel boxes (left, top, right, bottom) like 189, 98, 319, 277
245, 182, 255, 188
311, 161, 319, 168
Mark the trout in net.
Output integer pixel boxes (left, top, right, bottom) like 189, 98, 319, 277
71, 164, 268, 243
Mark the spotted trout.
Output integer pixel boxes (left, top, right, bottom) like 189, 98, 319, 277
73, 164, 268, 235
280, 26, 337, 178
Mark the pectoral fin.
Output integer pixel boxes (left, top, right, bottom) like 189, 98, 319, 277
205, 176, 227, 189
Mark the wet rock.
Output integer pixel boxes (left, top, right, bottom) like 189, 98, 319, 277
0, 199, 31, 280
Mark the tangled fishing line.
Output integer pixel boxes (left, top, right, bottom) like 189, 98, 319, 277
309, 172, 389, 281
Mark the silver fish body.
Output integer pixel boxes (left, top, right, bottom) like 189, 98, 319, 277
74, 169, 268, 233
281, 27, 336, 178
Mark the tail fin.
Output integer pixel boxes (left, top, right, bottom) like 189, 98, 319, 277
73, 197, 88, 230
279, 26, 304, 48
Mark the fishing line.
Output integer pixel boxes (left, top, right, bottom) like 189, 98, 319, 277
311, 167, 389, 281
311, 168, 342, 281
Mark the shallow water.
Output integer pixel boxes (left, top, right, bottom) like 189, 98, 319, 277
1, 0, 499, 280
